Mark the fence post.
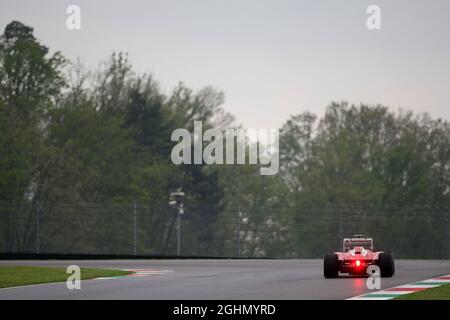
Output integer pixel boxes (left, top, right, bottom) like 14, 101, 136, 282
236, 206, 241, 258
447, 209, 450, 260
176, 204, 184, 256
36, 204, 40, 254
134, 199, 137, 256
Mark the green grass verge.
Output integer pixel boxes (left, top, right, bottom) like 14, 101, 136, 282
0, 265, 131, 288
395, 283, 450, 300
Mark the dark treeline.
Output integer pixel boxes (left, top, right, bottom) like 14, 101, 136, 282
1, 21, 449, 258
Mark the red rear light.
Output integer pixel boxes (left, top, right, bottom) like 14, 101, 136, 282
355, 260, 361, 267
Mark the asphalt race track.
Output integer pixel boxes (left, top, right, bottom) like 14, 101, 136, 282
1, 259, 450, 299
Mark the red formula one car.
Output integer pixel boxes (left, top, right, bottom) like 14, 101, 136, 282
323, 235, 395, 278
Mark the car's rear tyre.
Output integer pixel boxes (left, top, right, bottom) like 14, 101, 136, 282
324, 253, 339, 278
378, 252, 394, 277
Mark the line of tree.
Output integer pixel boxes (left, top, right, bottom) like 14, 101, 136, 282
1, 21, 449, 258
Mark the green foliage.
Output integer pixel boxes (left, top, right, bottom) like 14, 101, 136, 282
0, 21, 67, 199
395, 283, 450, 300
279, 102, 450, 257
1, 21, 449, 258
0, 266, 130, 288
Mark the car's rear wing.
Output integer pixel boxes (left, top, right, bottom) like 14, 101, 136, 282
343, 237, 373, 252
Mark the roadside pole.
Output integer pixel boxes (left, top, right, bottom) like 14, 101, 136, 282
134, 200, 137, 256
177, 212, 181, 256
236, 206, 241, 258
36, 205, 40, 254
447, 209, 450, 260
177, 204, 184, 256
169, 190, 185, 257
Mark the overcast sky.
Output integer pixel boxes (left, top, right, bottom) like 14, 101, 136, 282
1, 0, 450, 130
